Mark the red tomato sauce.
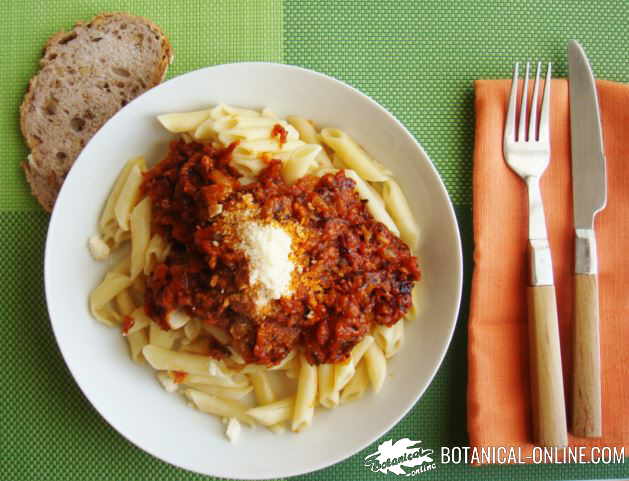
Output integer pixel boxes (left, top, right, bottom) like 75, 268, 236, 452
141, 139, 420, 365
271, 123, 288, 147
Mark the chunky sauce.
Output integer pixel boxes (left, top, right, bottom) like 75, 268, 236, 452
141, 139, 420, 365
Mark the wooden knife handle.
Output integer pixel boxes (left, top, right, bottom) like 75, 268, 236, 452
572, 273, 602, 437
528, 285, 568, 446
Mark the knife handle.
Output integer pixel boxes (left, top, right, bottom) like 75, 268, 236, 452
528, 285, 568, 447
572, 273, 602, 437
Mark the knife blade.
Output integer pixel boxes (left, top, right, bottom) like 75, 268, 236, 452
568, 39, 606, 438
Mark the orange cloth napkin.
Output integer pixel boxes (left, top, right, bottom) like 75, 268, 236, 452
468, 79, 629, 459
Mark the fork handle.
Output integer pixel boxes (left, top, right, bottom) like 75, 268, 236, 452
528, 285, 569, 447
572, 273, 602, 437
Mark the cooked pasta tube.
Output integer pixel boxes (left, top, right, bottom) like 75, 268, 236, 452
115, 288, 135, 317
333, 335, 374, 392
158, 109, 212, 133
144, 234, 170, 276
320, 128, 391, 181
148, 322, 180, 350
184, 319, 201, 341
143, 345, 224, 376
287, 116, 318, 144
344, 170, 400, 236
175, 372, 248, 388
89, 272, 132, 326
246, 397, 294, 427
340, 360, 369, 403
364, 343, 387, 393
248, 371, 285, 433
405, 283, 421, 320
184, 389, 255, 426
248, 371, 275, 405
129, 197, 152, 279
125, 307, 151, 335
281, 145, 321, 184
185, 383, 252, 401
114, 164, 143, 231
292, 354, 318, 432
373, 322, 405, 358
382, 179, 420, 251
127, 328, 148, 363
99, 156, 145, 239
210, 104, 259, 119
318, 364, 339, 408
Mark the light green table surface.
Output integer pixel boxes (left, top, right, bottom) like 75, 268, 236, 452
1, 1, 628, 480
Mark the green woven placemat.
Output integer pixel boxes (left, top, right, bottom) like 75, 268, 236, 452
2, 1, 628, 480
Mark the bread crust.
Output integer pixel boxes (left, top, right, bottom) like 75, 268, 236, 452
20, 12, 173, 211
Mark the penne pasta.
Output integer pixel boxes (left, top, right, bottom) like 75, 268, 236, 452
248, 371, 275, 405
184, 389, 255, 426
246, 397, 294, 427
144, 234, 170, 276
236, 138, 304, 157
364, 343, 387, 393
340, 360, 369, 403
181, 372, 249, 388
114, 164, 143, 231
143, 344, 223, 376
344, 170, 400, 236
318, 364, 339, 408
185, 383, 252, 401
158, 109, 212, 133
112, 254, 131, 275
129, 197, 152, 279
130, 274, 146, 305
149, 322, 180, 350
184, 318, 202, 342
89, 272, 133, 326
373, 322, 405, 358
404, 283, 421, 320
320, 128, 390, 182
192, 118, 216, 141
281, 145, 321, 184
210, 104, 259, 119
115, 288, 135, 317
287, 116, 318, 144
126, 307, 151, 335
99, 156, 145, 240
382, 179, 420, 251
292, 353, 318, 432
127, 328, 148, 363
333, 335, 374, 393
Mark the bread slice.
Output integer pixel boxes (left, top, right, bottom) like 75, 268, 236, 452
20, 12, 173, 211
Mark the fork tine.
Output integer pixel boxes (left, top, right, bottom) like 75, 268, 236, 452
505, 62, 519, 142
528, 62, 542, 141
518, 62, 530, 141
539, 63, 552, 142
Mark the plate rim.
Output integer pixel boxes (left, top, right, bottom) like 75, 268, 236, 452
44, 61, 463, 479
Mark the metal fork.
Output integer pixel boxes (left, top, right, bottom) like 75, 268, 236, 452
504, 62, 568, 447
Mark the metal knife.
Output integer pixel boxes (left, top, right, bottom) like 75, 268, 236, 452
568, 39, 607, 438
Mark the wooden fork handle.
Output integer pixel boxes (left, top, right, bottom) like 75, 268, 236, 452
572, 273, 602, 437
528, 285, 568, 447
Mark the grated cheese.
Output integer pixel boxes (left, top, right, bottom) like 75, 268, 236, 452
238, 221, 294, 307
88, 235, 110, 260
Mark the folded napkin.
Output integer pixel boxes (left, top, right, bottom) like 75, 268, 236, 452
468, 78, 629, 460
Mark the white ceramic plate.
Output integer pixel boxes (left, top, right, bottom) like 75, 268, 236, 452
45, 63, 462, 479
